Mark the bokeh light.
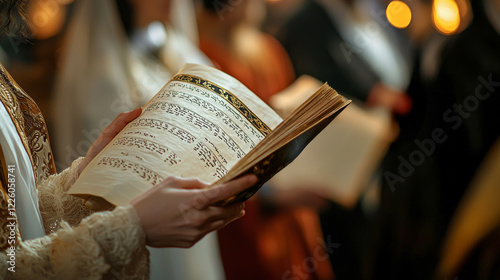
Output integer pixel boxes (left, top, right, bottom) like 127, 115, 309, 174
433, 0, 461, 35
27, 0, 67, 40
386, 1, 412, 29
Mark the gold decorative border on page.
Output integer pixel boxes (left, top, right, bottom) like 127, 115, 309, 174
171, 74, 272, 136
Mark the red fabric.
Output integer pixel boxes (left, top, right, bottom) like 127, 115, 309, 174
217, 199, 334, 280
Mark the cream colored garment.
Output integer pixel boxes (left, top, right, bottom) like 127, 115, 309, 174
0, 156, 149, 279
53, 1, 223, 279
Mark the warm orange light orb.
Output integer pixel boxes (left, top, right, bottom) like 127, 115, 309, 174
28, 0, 67, 40
386, 1, 412, 29
433, 0, 461, 35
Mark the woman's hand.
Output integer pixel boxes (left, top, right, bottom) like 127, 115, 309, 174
131, 175, 257, 248
78, 107, 142, 175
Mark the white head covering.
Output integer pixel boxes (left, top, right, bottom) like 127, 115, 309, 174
53, 0, 211, 169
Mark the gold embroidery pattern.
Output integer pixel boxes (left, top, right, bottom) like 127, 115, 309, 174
0, 63, 55, 248
0, 64, 56, 185
171, 74, 272, 136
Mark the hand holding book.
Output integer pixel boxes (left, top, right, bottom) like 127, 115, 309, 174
130, 174, 256, 248
69, 63, 350, 207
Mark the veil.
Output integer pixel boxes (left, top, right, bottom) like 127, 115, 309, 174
53, 0, 211, 169
52, 1, 222, 279
53, 0, 169, 168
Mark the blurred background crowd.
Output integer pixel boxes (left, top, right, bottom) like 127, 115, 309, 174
1, 0, 499, 279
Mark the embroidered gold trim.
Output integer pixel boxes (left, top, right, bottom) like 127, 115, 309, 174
171, 74, 272, 136
0, 63, 56, 185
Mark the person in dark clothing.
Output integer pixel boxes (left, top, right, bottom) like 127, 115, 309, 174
374, 0, 500, 278
276, 1, 413, 278
276, 0, 378, 101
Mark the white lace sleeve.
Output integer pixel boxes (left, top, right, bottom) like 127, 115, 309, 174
37, 157, 93, 233
0, 205, 150, 279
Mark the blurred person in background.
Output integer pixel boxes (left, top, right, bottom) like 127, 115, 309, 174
197, 0, 294, 103
52, 0, 224, 279
372, 0, 448, 278
276, 0, 412, 113
275, 0, 413, 278
373, 0, 500, 279
53, 0, 211, 169
197, 0, 334, 279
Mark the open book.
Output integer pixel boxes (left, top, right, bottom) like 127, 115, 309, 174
69, 63, 351, 206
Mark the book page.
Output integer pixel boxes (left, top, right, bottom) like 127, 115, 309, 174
69, 63, 282, 206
